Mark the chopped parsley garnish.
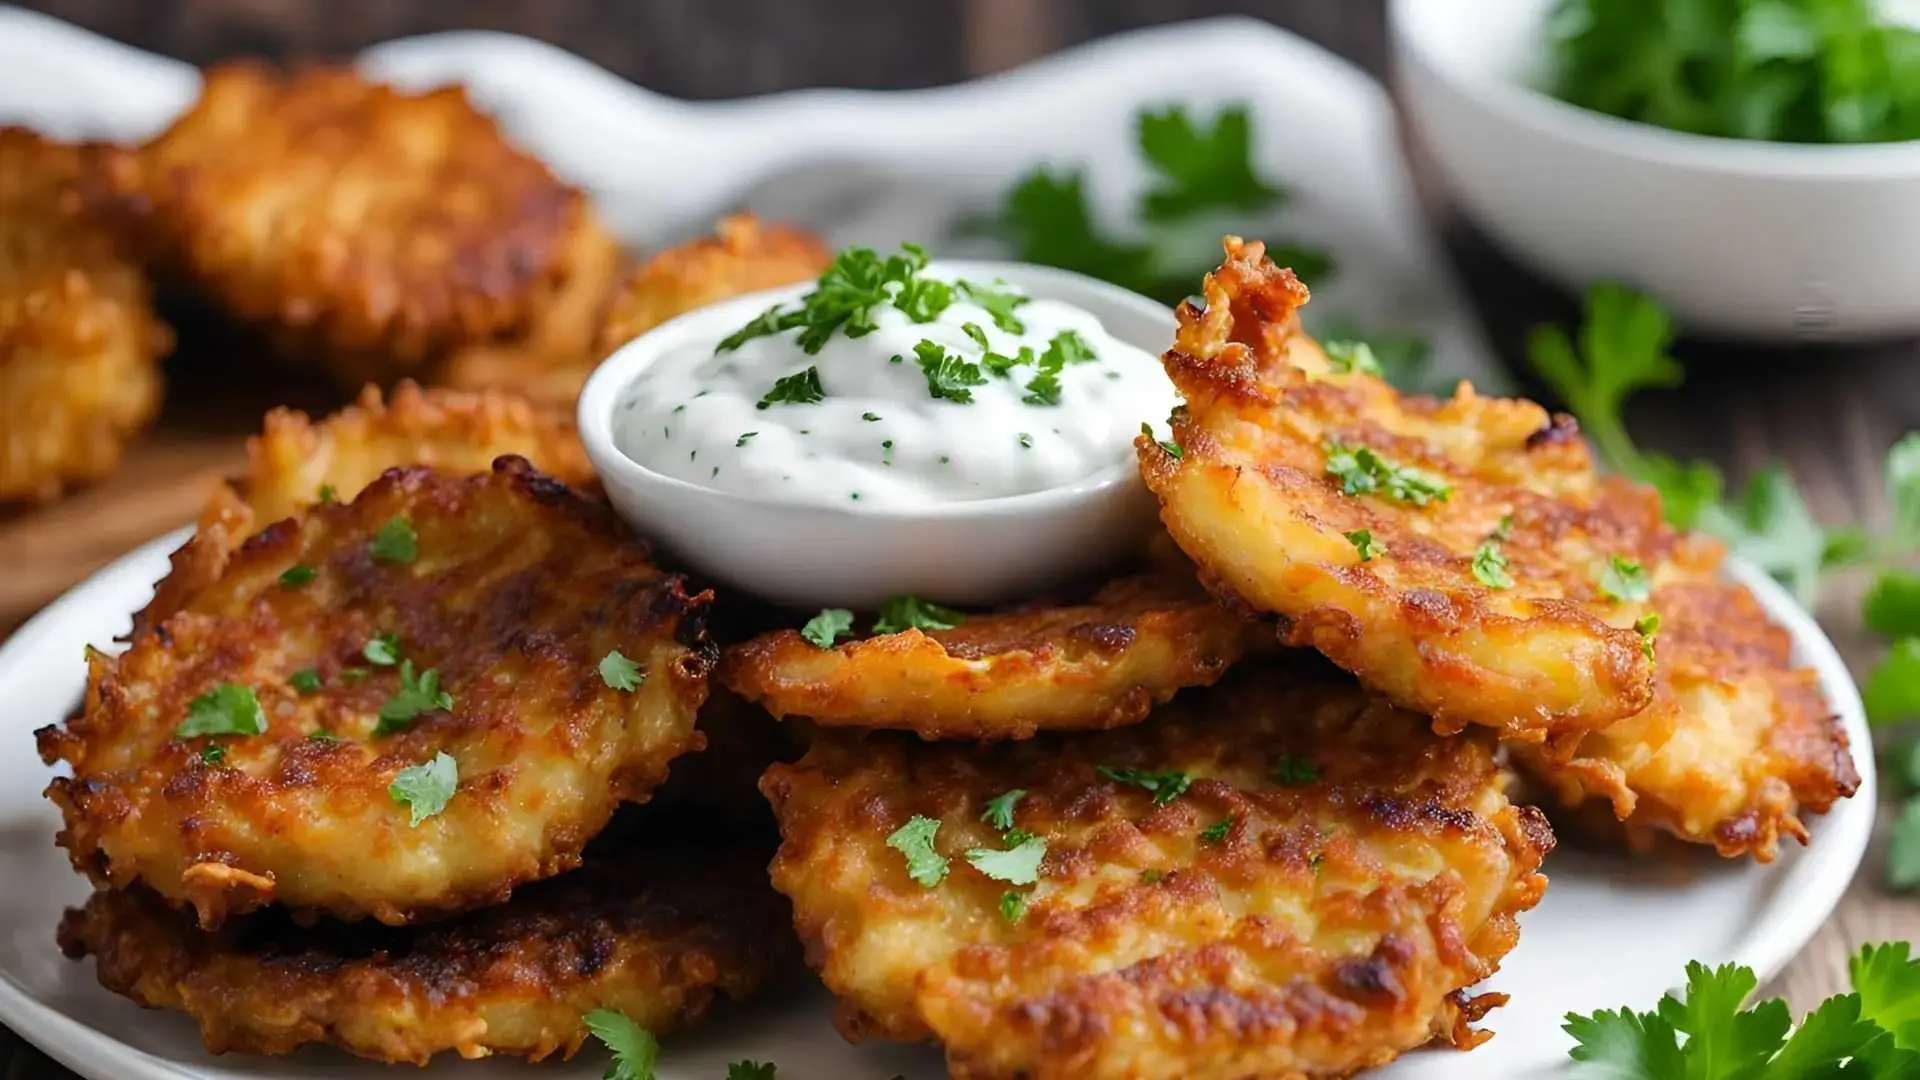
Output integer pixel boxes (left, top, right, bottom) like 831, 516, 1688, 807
1199, 819, 1233, 844
966, 833, 1047, 885
861, 412, 882, 422
1140, 868, 1166, 884
1021, 330, 1097, 406
735, 431, 758, 447
874, 595, 964, 635
363, 631, 401, 666
757, 366, 825, 409
599, 650, 644, 692
980, 789, 1026, 831
1323, 442, 1453, 506
801, 608, 854, 649
1018, 432, 1034, 449
717, 242, 940, 354
1140, 422, 1184, 459
1138, 103, 1282, 220
1492, 513, 1514, 541
389, 751, 457, 827
582, 1008, 659, 1080
1472, 541, 1515, 590
288, 668, 324, 694
317, 483, 338, 505
339, 667, 370, 685
885, 815, 948, 886
999, 890, 1030, 924
957, 279, 1030, 334
1345, 528, 1385, 561
369, 516, 418, 563
1599, 555, 1653, 602
727, 1063, 777, 1080
374, 660, 453, 735
1634, 614, 1662, 661
309, 729, 338, 743
200, 744, 227, 765
1272, 755, 1319, 786
906, 339, 989, 404
961, 322, 992, 350
279, 564, 317, 587
982, 343, 1034, 378
176, 683, 266, 738
1096, 765, 1191, 805
1323, 340, 1382, 376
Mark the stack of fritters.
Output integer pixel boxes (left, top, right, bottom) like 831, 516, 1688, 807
37, 386, 796, 1064
1, 61, 828, 505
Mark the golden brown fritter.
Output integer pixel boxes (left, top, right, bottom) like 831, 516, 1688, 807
57, 843, 792, 1064
99, 64, 581, 385
1513, 559, 1857, 860
38, 457, 714, 928
440, 213, 829, 408
761, 661, 1554, 1079
1140, 237, 1666, 746
432, 202, 626, 408
197, 379, 594, 541
724, 571, 1264, 740
0, 127, 171, 502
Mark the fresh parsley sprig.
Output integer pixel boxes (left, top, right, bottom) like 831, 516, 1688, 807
719, 242, 946, 355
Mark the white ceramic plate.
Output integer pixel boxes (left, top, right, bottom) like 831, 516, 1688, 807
0, 530, 1877, 1080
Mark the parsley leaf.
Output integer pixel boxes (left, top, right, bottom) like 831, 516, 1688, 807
374, 660, 453, 735
1892, 801, 1920, 891
389, 751, 457, 827
1525, 283, 1683, 480
735, 431, 758, 447
958, 279, 1030, 334
1136, 103, 1281, 221
1634, 614, 1662, 662
1322, 339, 1382, 377
1473, 541, 1515, 589
1865, 571, 1920, 638
801, 608, 854, 649
1198, 819, 1232, 844
999, 890, 1030, 924
1096, 765, 1191, 805
893, 275, 953, 323
907, 340, 989, 404
757, 366, 825, 409
1272, 755, 1319, 786
886, 815, 948, 886
980, 789, 1026, 831
279, 564, 316, 587
288, 668, 323, 694
1700, 465, 1830, 606
363, 631, 400, 666
200, 744, 227, 765
176, 683, 266, 738
316, 483, 338, 505
1853, 941, 1920, 1045
1864, 639, 1920, 726
966, 833, 1047, 885
1599, 556, 1652, 602
991, 169, 1159, 300
727, 1063, 777, 1080
1140, 422, 1183, 460
370, 517, 418, 564
1021, 330, 1096, 406
718, 243, 935, 354
599, 650, 644, 692
583, 1008, 659, 1080
1324, 442, 1453, 506
874, 595, 964, 635
1345, 528, 1385, 561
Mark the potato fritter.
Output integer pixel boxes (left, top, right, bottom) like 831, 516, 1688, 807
101, 64, 581, 384
57, 843, 791, 1063
724, 571, 1264, 740
38, 457, 714, 927
0, 127, 171, 502
761, 661, 1553, 1079
1140, 237, 1664, 745
1513, 554, 1858, 860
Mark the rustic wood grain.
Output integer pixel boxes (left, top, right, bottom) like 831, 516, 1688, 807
2, 1, 1916, 1076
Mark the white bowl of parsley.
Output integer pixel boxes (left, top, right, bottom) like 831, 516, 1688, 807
1391, 0, 1920, 341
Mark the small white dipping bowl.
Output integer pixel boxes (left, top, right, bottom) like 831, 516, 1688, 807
1392, 0, 1920, 341
577, 260, 1178, 610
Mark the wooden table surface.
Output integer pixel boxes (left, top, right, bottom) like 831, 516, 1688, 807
3, 1, 1916, 1076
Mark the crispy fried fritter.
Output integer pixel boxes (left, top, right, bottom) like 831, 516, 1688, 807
38, 458, 714, 927
57, 842, 791, 1063
101, 64, 580, 384
0, 128, 170, 502
432, 202, 625, 408
1139, 237, 1663, 745
761, 661, 1553, 1079
724, 570, 1264, 740
1513, 551, 1857, 860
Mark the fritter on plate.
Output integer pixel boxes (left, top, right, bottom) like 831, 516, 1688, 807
99, 64, 582, 384
441, 213, 830, 407
1139, 237, 1665, 745
724, 570, 1264, 740
38, 457, 713, 927
1512, 548, 1857, 860
0, 127, 171, 502
58, 842, 791, 1063
761, 661, 1553, 1079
